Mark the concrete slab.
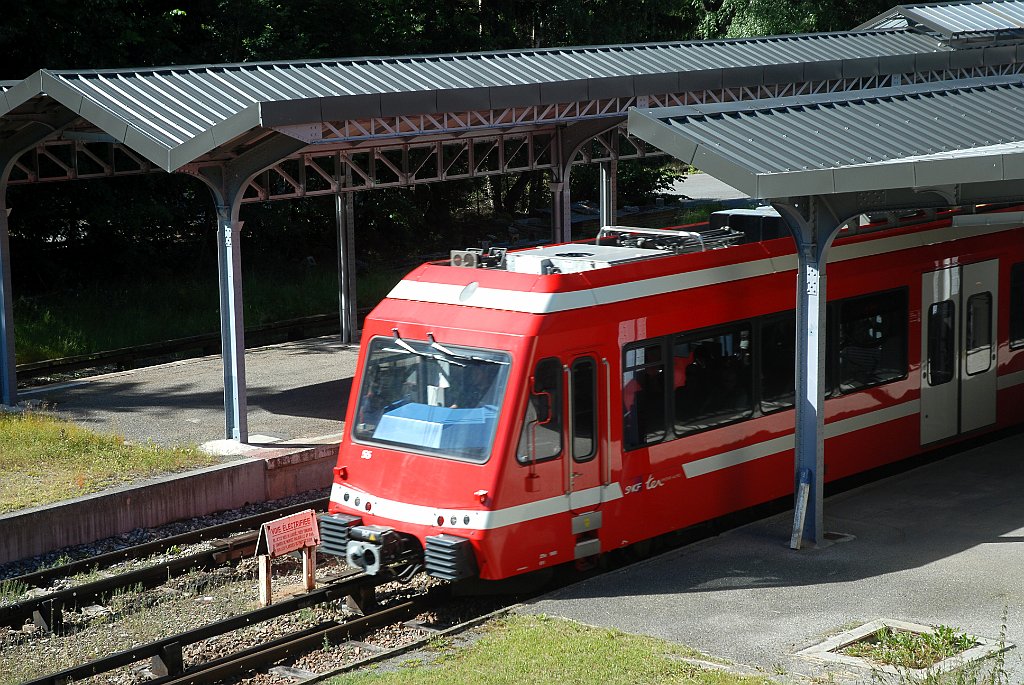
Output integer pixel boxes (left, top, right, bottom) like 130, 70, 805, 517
524, 432, 1024, 682
0, 440, 341, 564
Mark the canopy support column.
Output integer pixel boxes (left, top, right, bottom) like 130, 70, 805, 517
0, 115, 77, 407
214, 203, 248, 441
549, 178, 572, 244
192, 133, 307, 442
0, 200, 14, 406
553, 119, 624, 243
599, 160, 618, 227
335, 160, 358, 344
549, 125, 573, 244
773, 197, 843, 549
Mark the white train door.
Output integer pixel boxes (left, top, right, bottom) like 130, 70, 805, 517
565, 354, 606, 561
920, 260, 999, 444
565, 355, 602, 511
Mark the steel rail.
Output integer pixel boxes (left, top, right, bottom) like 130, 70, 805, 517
5, 497, 329, 589
1, 497, 329, 630
20, 569, 375, 685
1, 533, 257, 631
158, 593, 433, 685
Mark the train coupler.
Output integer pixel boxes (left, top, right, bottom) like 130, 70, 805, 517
345, 525, 421, 576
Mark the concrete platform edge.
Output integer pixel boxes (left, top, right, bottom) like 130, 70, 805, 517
0, 444, 338, 565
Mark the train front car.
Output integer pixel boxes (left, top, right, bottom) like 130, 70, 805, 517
320, 263, 542, 581
320, 218, 781, 583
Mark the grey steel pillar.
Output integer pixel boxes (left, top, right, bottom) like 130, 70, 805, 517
552, 120, 624, 243
773, 197, 842, 548
335, 161, 358, 343
599, 160, 618, 227
549, 178, 572, 243
0, 116, 76, 407
215, 202, 248, 442
193, 133, 307, 442
0, 201, 14, 406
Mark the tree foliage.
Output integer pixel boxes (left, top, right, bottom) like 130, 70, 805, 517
693, 0, 894, 39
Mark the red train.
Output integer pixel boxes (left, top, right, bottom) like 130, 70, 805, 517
319, 204, 1024, 581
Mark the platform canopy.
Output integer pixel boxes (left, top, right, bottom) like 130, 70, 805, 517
628, 76, 1024, 203
0, 29, 955, 172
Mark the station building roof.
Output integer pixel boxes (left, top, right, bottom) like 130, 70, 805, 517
0, 28, 958, 172
627, 76, 1024, 199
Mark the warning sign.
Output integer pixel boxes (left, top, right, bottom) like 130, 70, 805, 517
256, 509, 321, 558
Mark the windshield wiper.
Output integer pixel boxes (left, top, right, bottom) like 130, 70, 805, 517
428, 333, 508, 365
390, 330, 466, 366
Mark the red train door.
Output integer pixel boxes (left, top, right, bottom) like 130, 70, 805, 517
920, 260, 999, 443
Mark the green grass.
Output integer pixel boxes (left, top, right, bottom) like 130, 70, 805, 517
0, 579, 28, 603
330, 614, 769, 685
0, 411, 213, 513
843, 625, 976, 670
13, 262, 409, 364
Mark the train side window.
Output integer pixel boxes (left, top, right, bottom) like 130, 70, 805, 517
673, 325, 753, 435
760, 314, 795, 413
837, 289, 907, 393
571, 357, 597, 462
927, 300, 956, 386
1010, 263, 1024, 349
966, 292, 993, 376
623, 341, 667, 449
517, 357, 563, 464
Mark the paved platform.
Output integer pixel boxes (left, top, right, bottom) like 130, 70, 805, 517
524, 431, 1024, 683
19, 336, 360, 448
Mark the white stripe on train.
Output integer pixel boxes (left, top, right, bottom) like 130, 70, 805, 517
386, 221, 1022, 315
331, 388, 1024, 532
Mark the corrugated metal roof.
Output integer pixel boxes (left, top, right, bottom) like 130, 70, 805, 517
859, 1, 1024, 35
1, 29, 948, 171
627, 76, 1024, 198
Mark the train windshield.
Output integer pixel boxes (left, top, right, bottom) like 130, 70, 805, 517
352, 336, 511, 462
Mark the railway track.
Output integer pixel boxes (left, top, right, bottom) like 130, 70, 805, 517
20, 569, 393, 685
17, 566, 512, 685
1, 497, 329, 631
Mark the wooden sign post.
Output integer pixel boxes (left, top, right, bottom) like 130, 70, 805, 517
254, 509, 321, 607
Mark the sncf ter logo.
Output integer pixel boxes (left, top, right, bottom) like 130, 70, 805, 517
625, 473, 682, 494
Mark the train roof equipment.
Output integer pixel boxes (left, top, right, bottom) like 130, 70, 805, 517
450, 207, 781, 274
